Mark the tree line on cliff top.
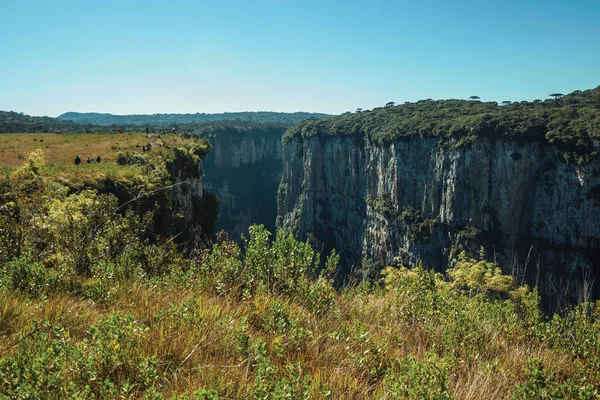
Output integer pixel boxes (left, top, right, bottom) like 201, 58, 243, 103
284, 87, 600, 164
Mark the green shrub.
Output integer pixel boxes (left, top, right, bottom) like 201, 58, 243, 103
384, 353, 452, 399
198, 224, 338, 309
448, 250, 513, 295
0, 257, 47, 296
511, 358, 597, 399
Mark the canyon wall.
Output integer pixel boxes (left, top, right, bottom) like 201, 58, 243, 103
277, 135, 600, 306
204, 129, 284, 240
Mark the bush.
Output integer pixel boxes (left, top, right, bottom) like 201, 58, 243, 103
0, 257, 47, 297
384, 353, 452, 399
511, 358, 597, 399
197, 224, 338, 309
448, 249, 513, 296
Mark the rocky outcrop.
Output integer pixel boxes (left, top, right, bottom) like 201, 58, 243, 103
204, 129, 285, 240
170, 155, 206, 249
277, 135, 600, 306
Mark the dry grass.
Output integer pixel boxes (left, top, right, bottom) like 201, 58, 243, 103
0, 280, 595, 399
0, 132, 198, 166
0, 133, 145, 167
0, 132, 202, 186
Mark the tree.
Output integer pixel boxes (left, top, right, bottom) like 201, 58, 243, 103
501, 101, 512, 106
385, 102, 395, 107
356, 108, 363, 113
469, 96, 480, 100
549, 93, 564, 106
533, 99, 542, 104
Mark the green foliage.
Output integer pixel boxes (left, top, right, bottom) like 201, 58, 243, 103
116, 151, 149, 166
384, 353, 452, 399
168, 145, 209, 178
1, 233, 600, 397
511, 358, 597, 399
0, 153, 197, 300
197, 225, 337, 312
0, 315, 163, 399
381, 260, 544, 360
0, 258, 47, 297
367, 196, 437, 242
543, 303, 600, 382
455, 225, 481, 241
448, 250, 513, 295
1, 147, 600, 397
0, 146, 218, 278
283, 86, 600, 164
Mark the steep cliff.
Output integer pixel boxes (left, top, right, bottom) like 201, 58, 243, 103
277, 88, 600, 306
92, 137, 218, 252
202, 124, 286, 240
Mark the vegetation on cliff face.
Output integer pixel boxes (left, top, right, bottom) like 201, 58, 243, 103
1, 216, 599, 398
367, 196, 437, 242
283, 87, 600, 164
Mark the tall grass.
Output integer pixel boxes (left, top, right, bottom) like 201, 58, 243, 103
1, 230, 599, 398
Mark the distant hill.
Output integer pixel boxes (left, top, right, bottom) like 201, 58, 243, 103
0, 111, 94, 133
0, 111, 294, 135
57, 111, 331, 126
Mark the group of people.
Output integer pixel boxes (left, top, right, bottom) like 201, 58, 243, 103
74, 155, 101, 165
141, 143, 152, 152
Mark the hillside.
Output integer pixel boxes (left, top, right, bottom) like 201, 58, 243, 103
58, 111, 331, 126
0, 111, 296, 135
0, 111, 97, 134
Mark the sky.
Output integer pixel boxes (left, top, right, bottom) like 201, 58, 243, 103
0, 0, 598, 117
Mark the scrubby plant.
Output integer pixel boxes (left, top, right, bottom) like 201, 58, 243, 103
448, 249, 513, 296
384, 353, 452, 399
511, 358, 597, 399
197, 224, 338, 312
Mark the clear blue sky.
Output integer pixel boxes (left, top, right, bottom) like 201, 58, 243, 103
0, 0, 598, 117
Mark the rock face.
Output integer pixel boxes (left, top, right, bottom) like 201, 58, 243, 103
170, 156, 206, 250
277, 135, 600, 306
204, 130, 284, 241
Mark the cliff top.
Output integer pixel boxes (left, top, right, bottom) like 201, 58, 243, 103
191, 120, 289, 139
283, 87, 600, 164
0, 132, 207, 187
